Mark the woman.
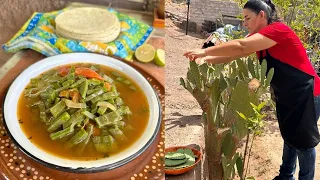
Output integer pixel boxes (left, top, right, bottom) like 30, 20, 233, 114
184, 0, 320, 179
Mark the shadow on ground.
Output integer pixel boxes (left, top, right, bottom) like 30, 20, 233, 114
165, 115, 202, 131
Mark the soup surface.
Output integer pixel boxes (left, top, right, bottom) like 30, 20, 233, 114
17, 63, 149, 160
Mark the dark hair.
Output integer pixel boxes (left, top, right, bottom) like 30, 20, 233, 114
243, 0, 281, 24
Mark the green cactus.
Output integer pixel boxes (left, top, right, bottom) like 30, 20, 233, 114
236, 155, 244, 178
219, 73, 228, 95
189, 61, 202, 88
211, 79, 221, 125
247, 58, 256, 78
222, 132, 235, 158
230, 80, 254, 117
255, 59, 261, 80
265, 68, 274, 88
237, 59, 249, 79
180, 78, 186, 89
199, 63, 210, 82
260, 59, 267, 84
180, 55, 273, 180
222, 152, 240, 180
230, 61, 238, 79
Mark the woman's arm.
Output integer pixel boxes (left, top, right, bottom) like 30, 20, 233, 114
184, 33, 277, 60
195, 52, 253, 65
201, 53, 252, 64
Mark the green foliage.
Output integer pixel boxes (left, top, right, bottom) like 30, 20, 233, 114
235, 0, 320, 62
272, 0, 320, 56
222, 153, 241, 180
236, 155, 244, 178
237, 102, 267, 135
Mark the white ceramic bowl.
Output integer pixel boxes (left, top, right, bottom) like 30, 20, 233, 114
3, 53, 161, 173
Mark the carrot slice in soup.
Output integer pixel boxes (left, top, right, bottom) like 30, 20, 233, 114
75, 67, 103, 80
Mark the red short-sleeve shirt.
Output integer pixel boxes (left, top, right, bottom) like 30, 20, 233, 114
249, 22, 320, 96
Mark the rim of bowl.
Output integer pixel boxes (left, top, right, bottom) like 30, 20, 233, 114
2, 53, 162, 173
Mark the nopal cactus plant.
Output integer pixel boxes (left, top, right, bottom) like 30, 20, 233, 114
180, 57, 274, 180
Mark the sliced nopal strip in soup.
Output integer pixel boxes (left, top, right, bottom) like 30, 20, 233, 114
17, 63, 149, 161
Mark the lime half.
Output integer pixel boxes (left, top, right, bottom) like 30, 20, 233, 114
135, 44, 155, 63
154, 49, 165, 67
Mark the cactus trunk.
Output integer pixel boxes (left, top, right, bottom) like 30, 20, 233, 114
203, 111, 223, 179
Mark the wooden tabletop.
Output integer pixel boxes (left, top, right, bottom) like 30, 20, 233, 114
133, 37, 165, 86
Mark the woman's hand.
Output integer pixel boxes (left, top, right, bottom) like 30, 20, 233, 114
195, 57, 206, 65
194, 56, 232, 65
183, 49, 206, 61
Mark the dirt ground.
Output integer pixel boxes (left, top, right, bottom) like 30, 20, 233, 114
164, 3, 320, 180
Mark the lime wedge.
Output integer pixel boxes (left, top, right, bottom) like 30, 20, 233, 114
135, 44, 155, 63
154, 49, 165, 67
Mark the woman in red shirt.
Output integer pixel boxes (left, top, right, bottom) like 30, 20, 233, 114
184, 0, 320, 179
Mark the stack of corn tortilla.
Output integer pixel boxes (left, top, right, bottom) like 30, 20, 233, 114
55, 7, 120, 43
